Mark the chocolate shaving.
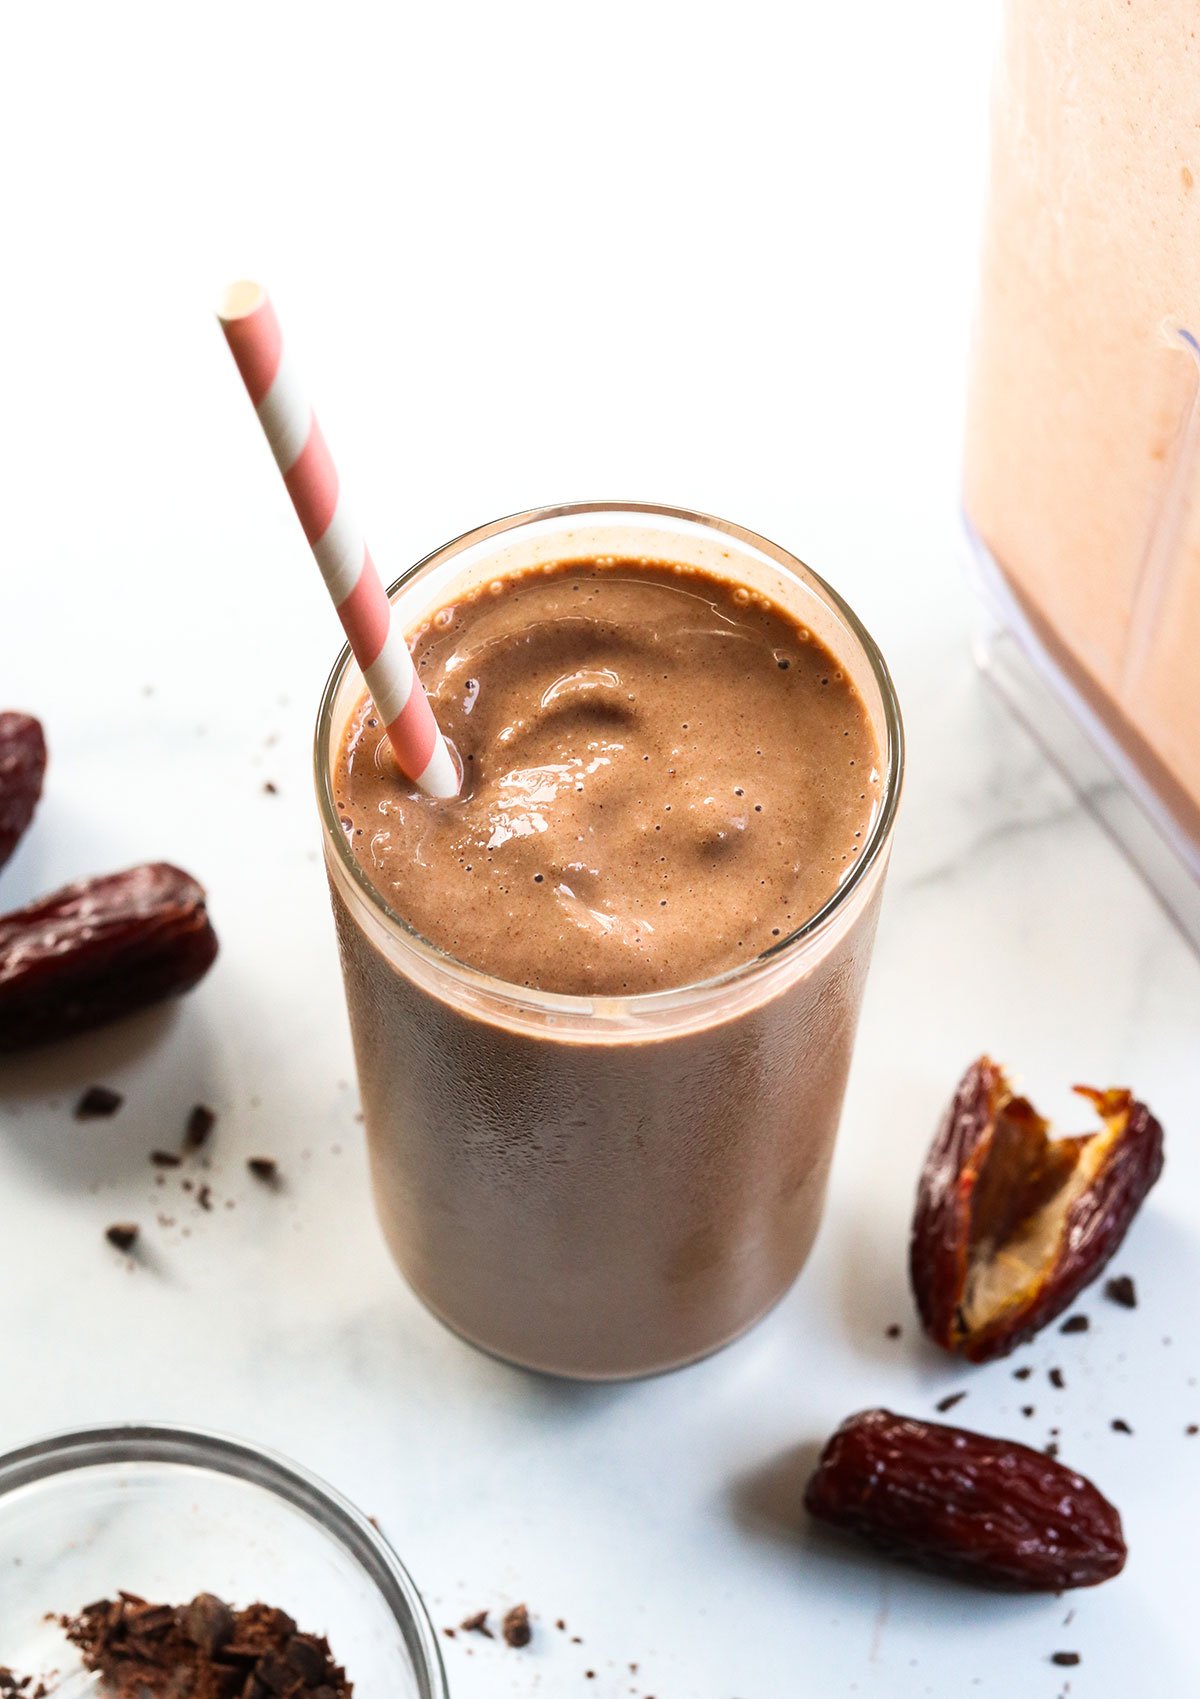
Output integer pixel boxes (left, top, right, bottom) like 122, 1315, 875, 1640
935, 1392, 966, 1413
150, 1149, 182, 1168
502, 1604, 531, 1648
1051, 1651, 1081, 1667
184, 1104, 216, 1150
460, 1610, 493, 1638
75, 1085, 123, 1119
1104, 1274, 1137, 1309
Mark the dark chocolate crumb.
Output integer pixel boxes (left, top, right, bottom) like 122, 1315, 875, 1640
1186, 1425, 1198, 1436
935, 1392, 966, 1413
1021, 1406, 1035, 1417
1044, 1441, 1060, 1459
263, 781, 279, 795
196, 1184, 212, 1212
1059, 1314, 1089, 1334
461, 1611, 493, 1638
285, 1634, 329, 1683
1013, 1365, 1033, 1380
75, 1085, 123, 1120
184, 1105, 216, 1150
1051, 1652, 1081, 1667
105, 1223, 138, 1253
885, 1323, 902, 1339
150, 1150, 182, 1168
1111, 1418, 1133, 1434
502, 1604, 531, 1648
1104, 1274, 1137, 1309
247, 1157, 279, 1184
556, 1619, 567, 1631
442, 1627, 456, 1638
179, 1592, 233, 1657
1049, 1367, 1065, 1390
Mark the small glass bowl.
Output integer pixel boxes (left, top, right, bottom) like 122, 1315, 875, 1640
0, 1424, 448, 1698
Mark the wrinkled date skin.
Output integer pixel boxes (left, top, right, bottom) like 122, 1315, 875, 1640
0, 863, 218, 1051
910, 1057, 1164, 1362
805, 1408, 1126, 1591
0, 712, 47, 872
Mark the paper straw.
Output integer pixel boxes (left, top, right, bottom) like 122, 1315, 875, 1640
216, 281, 459, 799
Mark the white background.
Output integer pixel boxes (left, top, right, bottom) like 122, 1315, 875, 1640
2, 3, 1198, 1694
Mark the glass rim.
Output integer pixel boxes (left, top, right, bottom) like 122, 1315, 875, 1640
314, 499, 904, 1016
0, 1420, 448, 1699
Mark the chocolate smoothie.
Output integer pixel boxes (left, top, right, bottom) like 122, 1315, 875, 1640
319, 511, 901, 1378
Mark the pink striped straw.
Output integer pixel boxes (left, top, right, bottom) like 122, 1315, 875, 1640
216, 281, 459, 799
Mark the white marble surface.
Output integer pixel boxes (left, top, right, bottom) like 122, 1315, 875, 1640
2, 2, 1198, 1693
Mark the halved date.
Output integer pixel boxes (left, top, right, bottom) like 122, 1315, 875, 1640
0, 712, 47, 872
0, 863, 218, 1051
910, 1057, 1163, 1361
804, 1408, 1126, 1590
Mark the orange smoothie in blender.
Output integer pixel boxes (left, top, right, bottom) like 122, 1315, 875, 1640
964, 0, 1200, 874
